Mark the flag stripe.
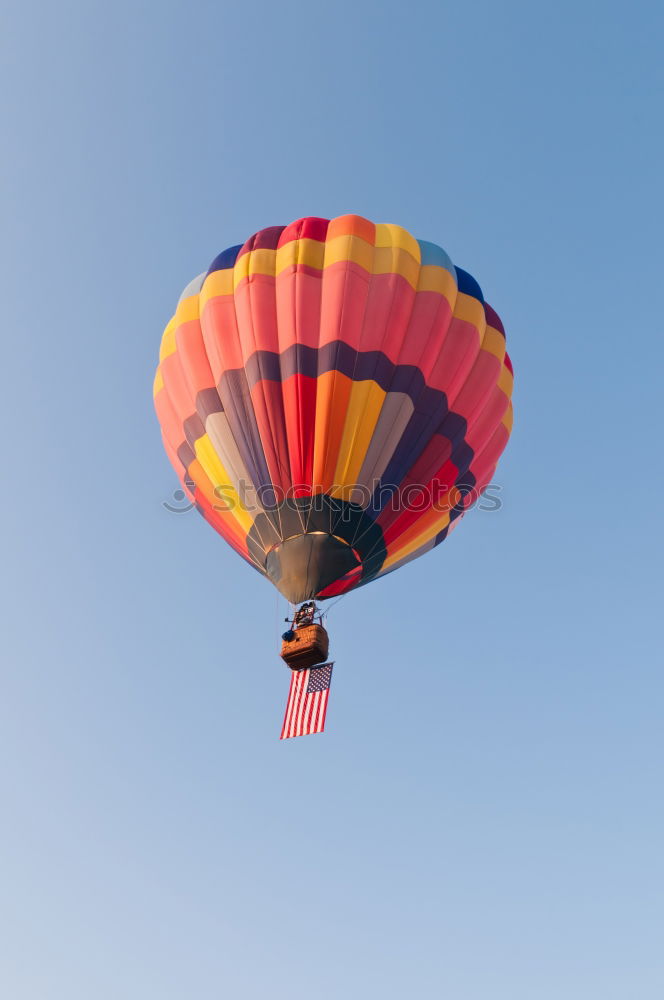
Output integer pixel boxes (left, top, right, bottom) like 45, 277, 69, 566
308, 691, 319, 733
304, 688, 317, 734
319, 691, 329, 731
311, 690, 323, 733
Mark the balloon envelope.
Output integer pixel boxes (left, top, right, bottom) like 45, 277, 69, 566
154, 215, 513, 603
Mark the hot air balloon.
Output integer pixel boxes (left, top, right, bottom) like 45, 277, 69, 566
154, 215, 513, 727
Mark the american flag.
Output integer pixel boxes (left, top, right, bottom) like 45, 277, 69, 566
280, 663, 334, 739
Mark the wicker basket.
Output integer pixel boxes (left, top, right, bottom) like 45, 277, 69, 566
281, 624, 329, 670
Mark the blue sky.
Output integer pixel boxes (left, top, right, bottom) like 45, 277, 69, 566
2, 1, 663, 997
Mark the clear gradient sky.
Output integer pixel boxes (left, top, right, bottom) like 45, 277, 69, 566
2, 1, 663, 997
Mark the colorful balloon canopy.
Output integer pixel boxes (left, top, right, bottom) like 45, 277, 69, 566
154, 215, 513, 604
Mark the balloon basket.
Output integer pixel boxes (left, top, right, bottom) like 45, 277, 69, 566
280, 624, 330, 671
